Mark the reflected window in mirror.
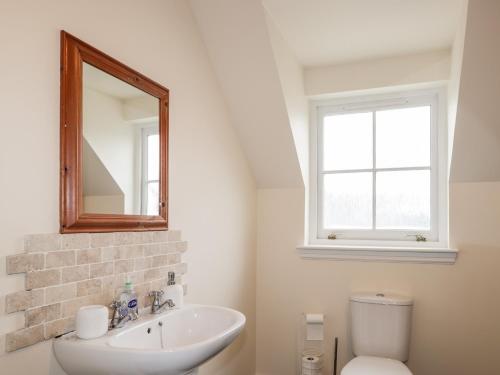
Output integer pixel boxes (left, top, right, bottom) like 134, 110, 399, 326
141, 126, 159, 215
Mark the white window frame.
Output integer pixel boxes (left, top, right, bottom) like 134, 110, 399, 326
302, 87, 457, 264
140, 126, 159, 215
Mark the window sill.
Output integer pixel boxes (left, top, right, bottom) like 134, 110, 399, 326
297, 244, 458, 264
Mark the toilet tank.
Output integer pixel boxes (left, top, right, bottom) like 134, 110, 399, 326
350, 293, 413, 362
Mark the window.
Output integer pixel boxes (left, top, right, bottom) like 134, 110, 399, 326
310, 90, 448, 247
141, 127, 160, 215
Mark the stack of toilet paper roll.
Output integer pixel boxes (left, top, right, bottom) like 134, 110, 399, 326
301, 313, 324, 374
301, 350, 323, 375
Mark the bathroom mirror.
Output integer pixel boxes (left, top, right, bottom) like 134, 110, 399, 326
60, 31, 169, 233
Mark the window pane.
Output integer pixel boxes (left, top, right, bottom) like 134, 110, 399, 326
376, 170, 430, 230
323, 173, 372, 229
147, 182, 159, 216
147, 134, 159, 181
323, 112, 372, 171
376, 106, 430, 168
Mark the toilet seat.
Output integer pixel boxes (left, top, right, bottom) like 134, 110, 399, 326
341, 356, 412, 375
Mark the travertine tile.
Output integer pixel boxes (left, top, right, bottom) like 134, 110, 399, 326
44, 317, 75, 339
114, 232, 139, 245
152, 255, 169, 267
143, 244, 162, 257
114, 259, 134, 274
90, 233, 114, 248
134, 257, 152, 271
101, 276, 115, 296
150, 278, 168, 292
90, 262, 114, 278
46, 251, 75, 268
0, 334, 5, 354
6, 325, 44, 352
25, 234, 61, 253
26, 304, 61, 327
62, 294, 109, 318
62, 233, 90, 250
175, 241, 188, 252
77, 279, 102, 297
127, 271, 144, 285
168, 230, 181, 241
101, 247, 119, 262
26, 269, 60, 289
76, 248, 101, 265
6, 253, 44, 274
111, 274, 126, 293
166, 242, 177, 253
176, 262, 188, 275
144, 268, 160, 281
61, 297, 93, 318
167, 253, 181, 265
6, 229, 188, 352
137, 232, 154, 244
143, 293, 153, 307
62, 265, 89, 283
118, 245, 143, 259
5, 290, 44, 313
151, 231, 169, 243
134, 282, 151, 308
45, 284, 77, 304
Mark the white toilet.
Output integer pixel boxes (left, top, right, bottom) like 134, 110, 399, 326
342, 293, 414, 375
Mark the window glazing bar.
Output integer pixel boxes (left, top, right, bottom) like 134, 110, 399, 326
321, 166, 431, 175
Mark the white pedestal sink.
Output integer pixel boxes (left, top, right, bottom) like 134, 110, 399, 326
53, 304, 246, 375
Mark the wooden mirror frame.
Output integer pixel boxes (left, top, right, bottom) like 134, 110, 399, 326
60, 31, 169, 233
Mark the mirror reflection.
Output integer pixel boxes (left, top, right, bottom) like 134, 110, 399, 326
82, 62, 160, 216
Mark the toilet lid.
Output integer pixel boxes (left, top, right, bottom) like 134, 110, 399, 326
341, 356, 412, 375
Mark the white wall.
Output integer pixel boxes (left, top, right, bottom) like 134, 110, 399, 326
0, 1, 256, 374
305, 49, 451, 97
256, 184, 500, 375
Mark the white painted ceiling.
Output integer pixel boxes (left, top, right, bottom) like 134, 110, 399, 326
263, 0, 464, 67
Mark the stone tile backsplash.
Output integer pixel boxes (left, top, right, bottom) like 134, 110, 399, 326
4, 230, 187, 352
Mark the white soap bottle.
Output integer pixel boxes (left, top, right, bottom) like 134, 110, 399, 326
164, 271, 183, 308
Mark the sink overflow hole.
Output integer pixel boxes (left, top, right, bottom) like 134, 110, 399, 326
147, 327, 151, 334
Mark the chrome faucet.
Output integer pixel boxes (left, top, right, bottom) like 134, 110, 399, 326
109, 300, 138, 329
149, 290, 175, 314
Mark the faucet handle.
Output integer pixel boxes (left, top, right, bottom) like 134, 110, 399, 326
149, 290, 164, 298
110, 300, 122, 309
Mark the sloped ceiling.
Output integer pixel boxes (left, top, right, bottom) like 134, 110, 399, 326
450, 0, 500, 182
189, 0, 304, 188
82, 138, 123, 196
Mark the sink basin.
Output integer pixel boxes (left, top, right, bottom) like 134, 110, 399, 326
53, 304, 246, 375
